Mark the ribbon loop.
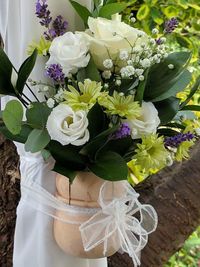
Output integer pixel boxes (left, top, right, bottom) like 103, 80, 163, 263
79, 181, 158, 267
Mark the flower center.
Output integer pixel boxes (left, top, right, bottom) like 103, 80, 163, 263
63, 116, 73, 128
79, 94, 91, 103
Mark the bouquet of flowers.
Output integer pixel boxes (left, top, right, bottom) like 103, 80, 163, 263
0, 0, 200, 264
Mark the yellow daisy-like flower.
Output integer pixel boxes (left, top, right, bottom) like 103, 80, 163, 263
127, 159, 149, 186
98, 91, 141, 119
27, 36, 51, 56
134, 134, 169, 172
64, 79, 102, 111
175, 140, 194, 161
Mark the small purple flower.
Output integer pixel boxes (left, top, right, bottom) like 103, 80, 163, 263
165, 132, 194, 148
112, 123, 131, 140
164, 17, 179, 34
46, 64, 65, 83
156, 38, 162, 45
36, 0, 52, 28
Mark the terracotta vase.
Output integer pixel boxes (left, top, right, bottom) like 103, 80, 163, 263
54, 172, 123, 258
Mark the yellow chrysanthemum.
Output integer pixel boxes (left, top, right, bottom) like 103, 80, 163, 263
175, 140, 194, 161
127, 159, 149, 185
183, 119, 200, 134
133, 134, 169, 172
27, 36, 51, 56
98, 91, 141, 119
64, 79, 102, 111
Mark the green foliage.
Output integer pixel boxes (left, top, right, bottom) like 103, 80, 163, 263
0, 48, 16, 96
2, 100, 24, 135
25, 129, 50, 153
26, 102, 51, 129
16, 49, 37, 94
77, 57, 101, 82
165, 226, 200, 267
88, 151, 128, 181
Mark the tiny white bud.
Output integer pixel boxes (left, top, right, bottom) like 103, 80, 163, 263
104, 83, 109, 89
137, 32, 144, 38
195, 128, 200, 136
47, 98, 55, 108
139, 75, 144, 81
119, 50, 129, 61
103, 59, 113, 69
102, 70, 112, 79
43, 86, 49, 92
160, 37, 167, 43
152, 28, 159, 35
127, 59, 133, 65
168, 64, 175, 69
131, 17, 136, 23
115, 79, 122, 86
119, 92, 124, 96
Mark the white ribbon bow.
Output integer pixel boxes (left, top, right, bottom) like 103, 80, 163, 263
79, 181, 158, 267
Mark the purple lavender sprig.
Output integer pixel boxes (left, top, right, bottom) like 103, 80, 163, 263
46, 64, 65, 83
36, 0, 52, 28
164, 17, 179, 34
165, 132, 194, 148
36, 0, 68, 40
111, 123, 131, 140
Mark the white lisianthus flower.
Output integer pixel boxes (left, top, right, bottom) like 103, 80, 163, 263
126, 101, 160, 139
78, 17, 147, 70
46, 104, 89, 146
46, 32, 90, 77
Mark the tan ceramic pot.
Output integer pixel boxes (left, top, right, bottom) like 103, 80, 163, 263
54, 172, 123, 258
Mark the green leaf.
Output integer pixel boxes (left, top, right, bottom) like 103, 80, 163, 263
144, 52, 192, 100
88, 151, 128, 181
0, 48, 16, 96
48, 141, 86, 170
87, 103, 107, 139
41, 149, 52, 161
80, 125, 118, 159
26, 102, 51, 129
25, 129, 51, 153
151, 69, 192, 102
97, 136, 134, 158
2, 100, 24, 135
155, 97, 180, 125
162, 6, 180, 18
16, 49, 37, 94
53, 162, 77, 183
180, 76, 200, 109
99, 2, 127, 18
181, 105, 200, 111
157, 128, 180, 137
188, 3, 200, 10
0, 124, 32, 143
135, 69, 149, 104
69, 0, 92, 25
151, 7, 164, 25
137, 4, 150, 21
77, 56, 101, 82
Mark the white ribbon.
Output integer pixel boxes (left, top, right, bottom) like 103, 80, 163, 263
20, 160, 157, 266
79, 182, 158, 267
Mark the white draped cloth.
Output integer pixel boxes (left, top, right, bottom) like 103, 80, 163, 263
0, 1, 107, 266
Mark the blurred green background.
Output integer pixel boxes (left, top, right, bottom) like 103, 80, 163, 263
121, 0, 200, 266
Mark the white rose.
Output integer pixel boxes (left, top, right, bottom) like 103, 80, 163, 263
46, 104, 89, 146
78, 17, 147, 70
126, 101, 160, 139
46, 32, 90, 76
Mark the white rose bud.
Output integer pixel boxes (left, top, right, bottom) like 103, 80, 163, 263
46, 32, 90, 77
46, 104, 89, 146
126, 101, 160, 139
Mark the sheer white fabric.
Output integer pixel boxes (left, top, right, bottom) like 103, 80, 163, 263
0, 1, 107, 266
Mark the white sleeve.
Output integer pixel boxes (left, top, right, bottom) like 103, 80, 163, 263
0, 0, 9, 42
